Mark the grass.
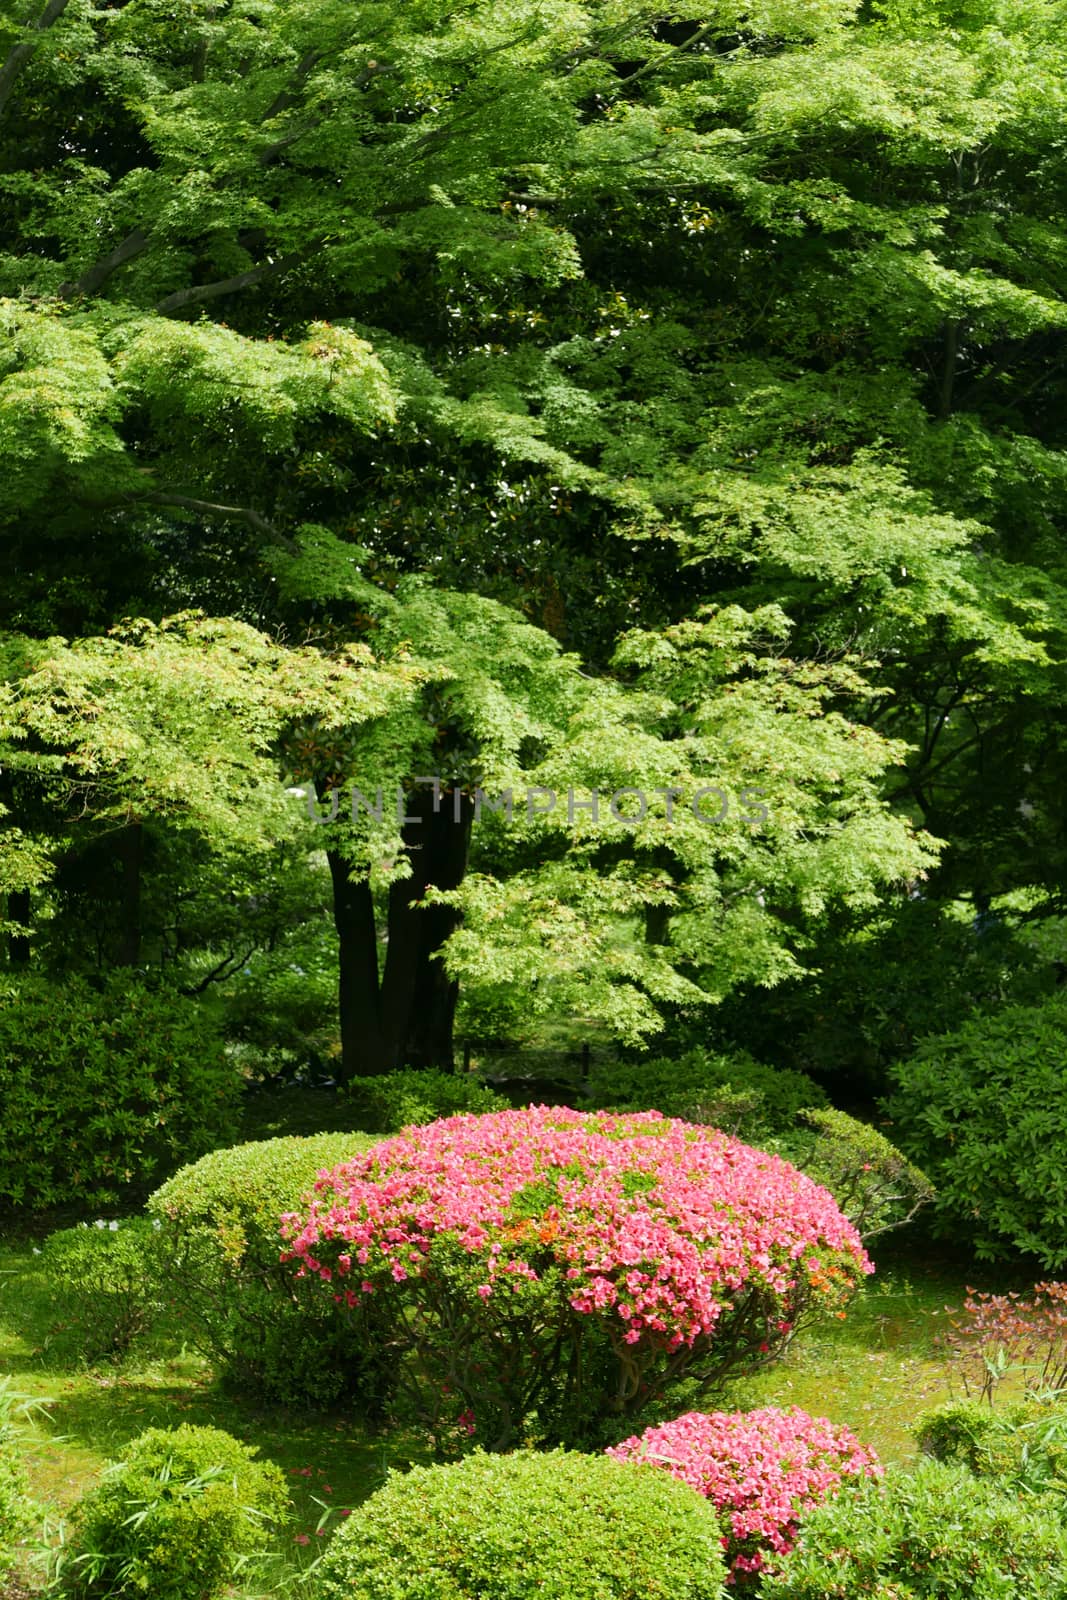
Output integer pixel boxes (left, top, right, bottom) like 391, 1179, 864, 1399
0, 1086, 1035, 1595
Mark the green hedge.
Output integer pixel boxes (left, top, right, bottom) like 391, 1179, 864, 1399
346, 1067, 508, 1133
312, 1449, 727, 1600
884, 995, 1067, 1265
586, 1049, 827, 1139
147, 1133, 384, 1408
39, 1218, 165, 1364
0, 973, 239, 1209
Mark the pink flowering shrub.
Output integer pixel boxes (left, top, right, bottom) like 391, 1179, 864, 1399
281, 1106, 871, 1449
607, 1406, 882, 1584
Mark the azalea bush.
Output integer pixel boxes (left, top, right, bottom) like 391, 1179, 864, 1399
311, 1449, 728, 1600
148, 1134, 385, 1409
346, 1067, 508, 1134
885, 995, 1067, 1266
759, 1458, 1067, 1600
607, 1406, 881, 1584
586, 1050, 828, 1140
774, 1109, 935, 1243
282, 1106, 871, 1449
38, 1218, 165, 1365
0, 973, 238, 1209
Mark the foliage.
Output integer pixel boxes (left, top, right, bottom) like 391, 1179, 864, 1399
57, 1424, 288, 1600
0, 1378, 36, 1584
607, 1406, 880, 1584
706, 898, 1037, 1101
916, 1395, 1067, 1510
38, 1219, 164, 1365
214, 914, 341, 1083
346, 1068, 508, 1134
147, 1134, 383, 1410
310, 1448, 728, 1600
935, 1282, 1067, 1404
585, 1048, 827, 1138
282, 1106, 871, 1448
884, 995, 1067, 1265
0, 971, 239, 1209
776, 1108, 935, 1243
759, 1458, 1067, 1600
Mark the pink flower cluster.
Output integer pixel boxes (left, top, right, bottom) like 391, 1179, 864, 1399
607, 1406, 881, 1581
280, 1106, 870, 1351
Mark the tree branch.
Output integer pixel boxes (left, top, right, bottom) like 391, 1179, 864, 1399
154, 247, 310, 314
141, 491, 299, 552
179, 944, 257, 996
58, 227, 150, 300
0, 0, 73, 120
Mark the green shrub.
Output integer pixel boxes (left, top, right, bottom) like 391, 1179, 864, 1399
0, 973, 239, 1210
586, 1049, 827, 1138
59, 1424, 287, 1600
147, 1133, 386, 1409
774, 1108, 935, 1242
916, 1397, 1067, 1503
759, 1457, 1067, 1599
311, 1449, 728, 1600
884, 995, 1067, 1265
346, 1068, 508, 1133
0, 1379, 36, 1583
39, 1219, 164, 1364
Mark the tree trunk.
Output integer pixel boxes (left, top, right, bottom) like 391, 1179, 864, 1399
327, 788, 472, 1080
404, 790, 472, 1068
381, 787, 473, 1071
326, 848, 390, 1080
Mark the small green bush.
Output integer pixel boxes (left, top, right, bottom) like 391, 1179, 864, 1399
759, 1457, 1067, 1599
39, 1219, 164, 1364
311, 1449, 728, 1600
916, 1397, 1067, 1502
884, 995, 1067, 1265
60, 1424, 287, 1600
586, 1049, 827, 1138
0, 973, 239, 1209
346, 1068, 508, 1133
0, 1380, 36, 1583
147, 1133, 385, 1408
774, 1108, 935, 1242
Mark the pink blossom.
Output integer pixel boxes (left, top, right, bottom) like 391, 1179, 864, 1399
279, 1106, 870, 1376
607, 1406, 881, 1583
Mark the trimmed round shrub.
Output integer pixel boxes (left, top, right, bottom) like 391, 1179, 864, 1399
39, 1218, 164, 1364
773, 1108, 935, 1243
0, 972, 239, 1209
60, 1424, 288, 1600
311, 1448, 728, 1600
759, 1457, 1067, 1599
586, 1049, 828, 1138
884, 995, 1067, 1265
148, 1134, 384, 1409
346, 1067, 508, 1133
283, 1106, 871, 1448
607, 1406, 881, 1583
0, 1382, 36, 1583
